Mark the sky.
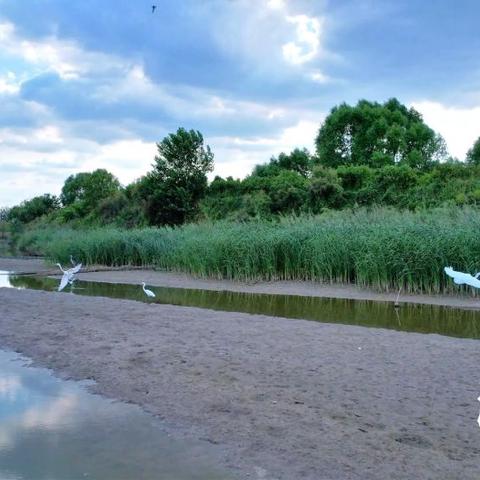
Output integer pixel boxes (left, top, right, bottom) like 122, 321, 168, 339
1, 0, 480, 207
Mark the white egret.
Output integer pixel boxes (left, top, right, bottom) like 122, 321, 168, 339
58, 272, 71, 292
56, 262, 82, 275
142, 282, 156, 298
56, 262, 82, 291
477, 396, 480, 428
444, 266, 480, 288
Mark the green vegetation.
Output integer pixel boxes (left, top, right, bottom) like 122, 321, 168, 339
467, 136, 480, 166
3, 98, 480, 293
315, 98, 447, 169
17, 207, 480, 294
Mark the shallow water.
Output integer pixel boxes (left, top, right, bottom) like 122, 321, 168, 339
4, 271, 480, 340
0, 348, 230, 480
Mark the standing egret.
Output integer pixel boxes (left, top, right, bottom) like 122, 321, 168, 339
142, 282, 156, 298
444, 267, 480, 288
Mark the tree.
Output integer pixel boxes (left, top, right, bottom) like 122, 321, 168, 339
308, 166, 344, 212
267, 170, 309, 214
252, 148, 312, 178
145, 128, 214, 225
315, 98, 447, 170
466, 137, 480, 165
7, 194, 60, 224
61, 169, 120, 213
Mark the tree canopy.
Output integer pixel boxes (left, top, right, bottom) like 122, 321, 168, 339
315, 98, 447, 170
142, 128, 214, 225
60, 169, 120, 212
7, 194, 59, 224
466, 137, 480, 166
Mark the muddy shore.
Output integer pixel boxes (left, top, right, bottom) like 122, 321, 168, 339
0, 258, 479, 479
3, 256, 480, 311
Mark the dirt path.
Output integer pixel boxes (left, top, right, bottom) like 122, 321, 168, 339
0, 286, 479, 479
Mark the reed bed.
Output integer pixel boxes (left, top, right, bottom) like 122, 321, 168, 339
18, 207, 480, 294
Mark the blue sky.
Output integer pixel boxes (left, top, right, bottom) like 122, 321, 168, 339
1, 0, 480, 206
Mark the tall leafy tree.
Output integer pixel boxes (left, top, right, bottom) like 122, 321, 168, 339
145, 128, 214, 225
61, 169, 120, 212
315, 98, 447, 170
466, 136, 480, 165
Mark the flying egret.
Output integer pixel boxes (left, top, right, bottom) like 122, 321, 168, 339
444, 266, 480, 288
56, 262, 82, 291
142, 282, 156, 298
58, 272, 71, 292
477, 396, 480, 428
56, 262, 82, 275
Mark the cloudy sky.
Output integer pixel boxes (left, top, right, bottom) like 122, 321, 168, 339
1, 0, 479, 206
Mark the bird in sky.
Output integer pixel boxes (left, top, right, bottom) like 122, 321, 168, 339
152, 5, 157, 14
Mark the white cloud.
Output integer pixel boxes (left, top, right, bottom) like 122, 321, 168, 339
0, 21, 127, 80
0, 71, 20, 94
267, 0, 287, 10
411, 101, 480, 160
282, 14, 323, 65
209, 119, 321, 180
309, 70, 330, 84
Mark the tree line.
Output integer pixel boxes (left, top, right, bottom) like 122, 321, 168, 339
3, 98, 480, 229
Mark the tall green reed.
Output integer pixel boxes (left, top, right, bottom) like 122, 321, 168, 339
18, 207, 480, 294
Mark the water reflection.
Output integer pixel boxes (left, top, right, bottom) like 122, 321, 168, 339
0, 349, 230, 480
6, 273, 480, 340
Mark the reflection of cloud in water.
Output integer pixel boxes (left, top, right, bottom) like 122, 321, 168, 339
0, 350, 229, 479
22, 392, 78, 430
0, 390, 78, 451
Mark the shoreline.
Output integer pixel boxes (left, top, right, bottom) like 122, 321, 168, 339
0, 287, 478, 479
2, 257, 480, 311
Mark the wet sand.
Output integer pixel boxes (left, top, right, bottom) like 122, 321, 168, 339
0, 258, 479, 479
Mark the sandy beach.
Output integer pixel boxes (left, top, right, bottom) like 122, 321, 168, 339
0, 258, 479, 479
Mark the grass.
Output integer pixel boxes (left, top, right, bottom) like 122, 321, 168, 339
16, 207, 480, 294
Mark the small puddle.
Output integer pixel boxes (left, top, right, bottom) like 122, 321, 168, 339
3, 271, 480, 340
0, 348, 231, 480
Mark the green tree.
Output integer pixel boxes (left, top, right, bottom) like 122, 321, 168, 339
144, 128, 214, 225
267, 170, 309, 214
315, 98, 447, 170
252, 148, 312, 178
7, 194, 60, 224
61, 169, 120, 213
466, 136, 480, 165
308, 166, 344, 212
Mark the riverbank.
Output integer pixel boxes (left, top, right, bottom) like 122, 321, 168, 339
1, 269, 479, 478
3, 257, 480, 311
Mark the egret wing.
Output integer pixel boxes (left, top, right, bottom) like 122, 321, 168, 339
58, 273, 70, 292
444, 266, 455, 278
466, 276, 480, 289
70, 263, 82, 274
